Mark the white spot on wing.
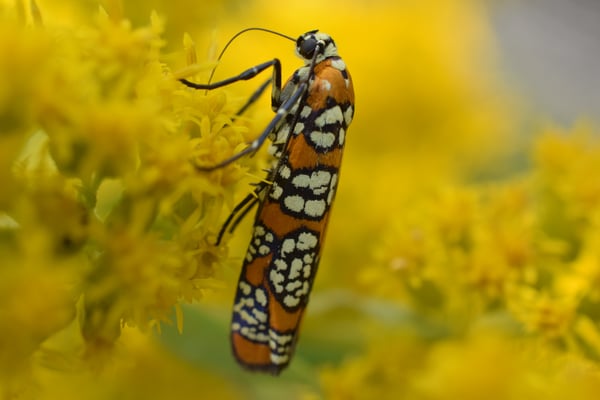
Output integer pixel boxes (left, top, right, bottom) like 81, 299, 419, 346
284, 195, 305, 213
285, 280, 302, 292
292, 173, 310, 188
291, 170, 332, 196
258, 245, 270, 255
327, 174, 338, 204
310, 131, 336, 148
301, 106, 312, 118
252, 309, 268, 323
314, 106, 343, 127
310, 171, 332, 193
274, 259, 287, 271
281, 238, 296, 255
293, 122, 304, 134
270, 270, 285, 293
270, 183, 283, 200
270, 353, 289, 365
240, 310, 258, 325
344, 105, 354, 125
297, 232, 318, 250
276, 125, 290, 143
288, 258, 303, 279
279, 165, 291, 179
303, 264, 312, 278
283, 294, 300, 307
331, 59, 346, 71
304, 199, 326, 217
272, 334, 293, 346
239, 281, 251, 295
255, 288, 267, 306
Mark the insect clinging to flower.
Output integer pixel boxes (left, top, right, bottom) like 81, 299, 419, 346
180, 28, 354, 374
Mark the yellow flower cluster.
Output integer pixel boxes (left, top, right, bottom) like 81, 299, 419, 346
320, 332, 600, 400
2, 0, 600, 399
0, 1, 251, 397
331, 125, 600, 399
361, 125, 600, 340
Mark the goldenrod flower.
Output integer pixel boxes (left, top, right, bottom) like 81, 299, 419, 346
2, 0, 600, 398
0, 1, 242, 396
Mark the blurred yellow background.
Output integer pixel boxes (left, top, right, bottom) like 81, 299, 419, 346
2, 0, 600, 399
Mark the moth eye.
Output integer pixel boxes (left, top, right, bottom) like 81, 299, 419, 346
298, 37, 317, 59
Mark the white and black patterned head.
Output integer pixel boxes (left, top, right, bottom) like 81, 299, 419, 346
295, 30, 338, 64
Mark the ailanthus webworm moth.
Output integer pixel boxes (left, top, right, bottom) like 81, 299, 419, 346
180, 28, 354, 374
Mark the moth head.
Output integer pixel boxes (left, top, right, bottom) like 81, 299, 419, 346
295, 30, 338, 64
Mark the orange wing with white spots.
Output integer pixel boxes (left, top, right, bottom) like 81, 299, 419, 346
230, 32, 354, 374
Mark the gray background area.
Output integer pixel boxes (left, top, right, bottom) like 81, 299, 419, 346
489, 0, 600, 122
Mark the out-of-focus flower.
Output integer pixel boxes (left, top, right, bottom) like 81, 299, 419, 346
336, 125, 600, 399
2, 0, 600, 398
0, 1, 246, 397
321, 332, 600, 400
